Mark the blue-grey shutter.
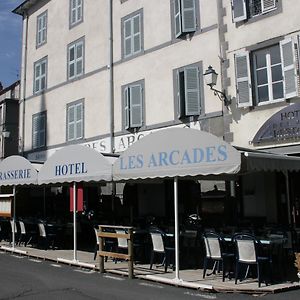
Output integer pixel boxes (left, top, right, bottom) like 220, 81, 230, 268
232, 0, 247, 22
133, 14, 141, 53
262, 0, 276, 13
39, 114, 45, 147
68, 105, 75, 140
280, 37, 298, 99
174, 0, 182, 38
130, 85, 143, 127
184, 67, 200, 116
32, 116, 38, 148
76, 103, 83, 139
235, 51, 252, 107
34, 64, 40, 92
124, 19, 132, 57
124, 87, 130, 129
181, 0, 196, 33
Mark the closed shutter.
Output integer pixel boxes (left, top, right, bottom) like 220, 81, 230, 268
232, 0, 247, 22
124, 18, 132, 57
32, 116, 38, 148
124, 87, 130, 129
280, 37, 298, 99
130, 85, 143, 127
262, 0, 276, 13
76, 103, 83, 139
174, 0, 182, 38
76, 42, 83, 76
42, 14, 47, 42
34, 64, 41, 92
133, 14, 141, 53
39, 114, 45, 147
184, 66, 200, 116
235, 51, 252, 107
69, 45, 75, 78
68, 105, 75, 140
181, 0, 196, 33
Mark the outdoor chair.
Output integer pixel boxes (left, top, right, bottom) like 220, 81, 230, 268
233, 234, 272, 287
38, 223, 56, 250
202, 231, 234, 281
9, 220, 18, 245
149, 231, 175, 272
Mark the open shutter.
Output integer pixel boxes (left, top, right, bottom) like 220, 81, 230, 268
262, 0, 276, 13
184, 66, 200, 116
235, 51, 252, 107
130, 85, 143, 128
174, 0, 182, 38
181, 0, 196, 33
124, 87, 130, 129
232, 0, 247, 22
280, 37, 298, 99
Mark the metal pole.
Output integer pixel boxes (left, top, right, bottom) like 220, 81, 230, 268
284, 171, 293, 226
12, 185, 16, 249
174, 177, 180, 281
73, 182, 77, 261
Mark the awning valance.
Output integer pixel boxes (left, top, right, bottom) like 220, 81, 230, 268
0, 155, 40, 186
38, 145, 114, 185
113, 127, 241, 181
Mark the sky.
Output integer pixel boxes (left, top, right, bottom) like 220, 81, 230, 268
0, 0, 24, 88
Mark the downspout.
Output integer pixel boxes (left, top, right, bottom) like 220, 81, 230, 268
109, 0, 114, 154
21, 12, 29, 156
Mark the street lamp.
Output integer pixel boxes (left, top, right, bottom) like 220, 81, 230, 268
203, 66, 231, 106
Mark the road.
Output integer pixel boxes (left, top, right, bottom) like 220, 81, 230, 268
0, 251, 300, 299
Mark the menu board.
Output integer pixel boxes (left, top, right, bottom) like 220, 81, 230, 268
0, 195, 12, 217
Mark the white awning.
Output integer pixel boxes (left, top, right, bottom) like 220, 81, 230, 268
38, 145, 114, 185
113, 127, 241, 181
0, 155, 39, 186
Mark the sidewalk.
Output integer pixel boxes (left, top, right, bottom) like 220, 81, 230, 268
1, 241, 300, 294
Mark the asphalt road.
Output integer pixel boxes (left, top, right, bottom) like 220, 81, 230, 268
0, 251, 300, 300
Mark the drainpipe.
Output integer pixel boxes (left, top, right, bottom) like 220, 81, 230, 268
21, 12, 29, 156
108, 0, 114, 154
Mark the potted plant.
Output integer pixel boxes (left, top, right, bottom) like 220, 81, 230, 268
294, 253, 300, 280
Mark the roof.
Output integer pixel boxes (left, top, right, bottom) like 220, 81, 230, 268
12, 0, 40, 16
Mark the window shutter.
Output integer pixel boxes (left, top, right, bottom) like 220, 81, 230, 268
76, 103, 83, 138
181, 0, 196, 33
235, 51, 252, 107
174, 0, 182, 38
184, 67, 200, 116
68, 106, 75, 140
39, 114, 45, 147
280, 37, 298, 99
262, 0, 276, 13
232, 0, 247, 22
32, 116, 38, 148
124, 87, 130, 129
130, 85, 143, 127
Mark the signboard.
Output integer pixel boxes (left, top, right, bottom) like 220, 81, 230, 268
0, 195, 12, 217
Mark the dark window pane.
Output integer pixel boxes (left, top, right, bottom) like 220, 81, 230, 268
273, 82, 284, 99
254, 52, 266, 68
257, 86, 269, 102
256, 69, 268, 85
270, 45, 281, 65
271, 65, 283, 82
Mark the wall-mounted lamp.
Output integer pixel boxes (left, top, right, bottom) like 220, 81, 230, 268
203, 66, 231, 106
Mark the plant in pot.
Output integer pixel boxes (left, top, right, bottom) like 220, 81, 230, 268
294, 253, 300, 280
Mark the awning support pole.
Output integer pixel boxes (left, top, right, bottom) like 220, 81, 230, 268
284, 171, 293, 226
73, 182, 77, 261
174, 176, 180, 281
12, 185, 16, 250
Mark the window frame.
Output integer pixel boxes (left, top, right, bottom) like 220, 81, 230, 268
121, 79, 145, 131
36, 10, 47, 48
121, 9, 144, 59
67, 37, 85, 80
32, 111, 46, 149
33, 57, 47, 94
66, 99, 84, 142
69, 0, 84, 28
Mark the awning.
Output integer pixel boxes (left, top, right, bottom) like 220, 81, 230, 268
38, 145, 114, 185
0, 155, 40, 186
113, 127, 241, 181
241, 151, 300, 173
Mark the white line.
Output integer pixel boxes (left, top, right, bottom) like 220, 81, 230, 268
50, 264, 62, 268
74, 269, 95, 274
139, 282, 164, 289
184, 291, 217, 299
29, 259, 42, 263
103, 275, 125, 281
11, 255, 24, 259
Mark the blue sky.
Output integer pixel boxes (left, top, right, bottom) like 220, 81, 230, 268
0, 0, 24, 88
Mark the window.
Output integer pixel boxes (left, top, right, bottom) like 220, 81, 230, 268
172, 0, 197, 38
32, 112, 46, 149
67, 100, 84, 141
175, 64, 202, 118
68, 39, 84, 80
34, 57, 47, 93
122, 10, 143, 58
232, 0, 277, 22
235, 37, 298, 107
122, 81, 144, 130
70, 0, 83, 27
36, 11, 47, 47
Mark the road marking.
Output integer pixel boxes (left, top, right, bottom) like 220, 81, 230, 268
11, 255, 24, 259
29, 258, 42, 263
184, 291, 217, 299
50, 264, 62, 268
103, 275, 125, 281
139, 282, 164, 289
74, 269, 96, 274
